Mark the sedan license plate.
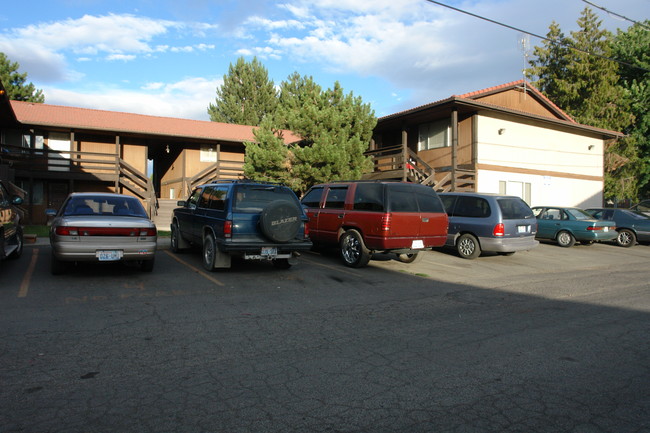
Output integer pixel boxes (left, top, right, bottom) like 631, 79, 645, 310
96, 250, 123, 261
517, 225, 529, 234
261, 247, 278, 257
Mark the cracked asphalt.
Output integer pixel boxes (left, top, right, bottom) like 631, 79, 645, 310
1, 240, 649, 432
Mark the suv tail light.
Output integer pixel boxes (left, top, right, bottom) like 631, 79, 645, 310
223, 220, 232, 238
381, 214, 391, 231
493, 223, 505, 237
303, 221, 310, 239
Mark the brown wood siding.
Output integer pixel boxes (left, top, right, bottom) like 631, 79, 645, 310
475, 89, 561, 120
122, 143, 146, 173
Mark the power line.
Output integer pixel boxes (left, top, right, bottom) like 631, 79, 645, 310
422, 0, 650, 73
581, 0, 650, 30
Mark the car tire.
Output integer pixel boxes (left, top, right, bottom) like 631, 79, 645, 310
396, 252, 422, 263
140, 257, 155, 272
456, 233, 481, 259
340, 229, 371, 268
259, 201, 302, 243
170, 222, 188, 253
50, 251, 66, 275
616, 229, 636, 248
272, 258, 291, 269
203, 234, 217, 271
7, 227, 23, 260
556, 230, 575, 248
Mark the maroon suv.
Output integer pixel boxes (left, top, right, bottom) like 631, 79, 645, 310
301, 181, 448, 267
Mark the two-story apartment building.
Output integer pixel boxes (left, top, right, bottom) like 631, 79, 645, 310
367, 80, 623, 208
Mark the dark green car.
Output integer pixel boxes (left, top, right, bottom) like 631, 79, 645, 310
531, 206, 617, 247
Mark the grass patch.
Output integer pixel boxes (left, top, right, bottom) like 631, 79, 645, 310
23, 225, 49, 237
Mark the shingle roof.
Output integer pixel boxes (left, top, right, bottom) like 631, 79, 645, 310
10, 101, 302, 144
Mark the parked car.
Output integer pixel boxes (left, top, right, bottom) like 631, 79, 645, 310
46, 192, 157, 274
300, 181, 448, 267
439, 192, 538, 259
171, 180, 312, 270
0, 180, 24, 262
531, 206, 617, 247
630, 199, 650, 217
585, 207, 650, 247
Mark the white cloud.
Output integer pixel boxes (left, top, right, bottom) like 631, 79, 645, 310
42, 76, 223, 121
0, 13, 213, 83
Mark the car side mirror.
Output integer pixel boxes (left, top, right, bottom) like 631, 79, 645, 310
45, 208, 57, 217
11, 195, 23, 205
177, 200, 187, 207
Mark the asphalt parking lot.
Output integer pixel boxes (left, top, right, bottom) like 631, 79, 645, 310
1, 238, 649, 432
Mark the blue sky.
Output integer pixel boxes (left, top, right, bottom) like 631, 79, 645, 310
1, 0, 647, 121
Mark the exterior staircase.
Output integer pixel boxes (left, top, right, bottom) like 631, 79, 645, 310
152, 199, 178, 232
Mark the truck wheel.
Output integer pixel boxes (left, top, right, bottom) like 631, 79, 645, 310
340, 229, 371, 268
170, 222, 188, 253
259, 201, 302, 243
203, 234, 217, 271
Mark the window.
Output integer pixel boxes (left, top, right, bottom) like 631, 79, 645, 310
415, 187, 445, 213
454, 196, 491, 218
353, 183, 384, 211
187, 188, 203, 209
497, 198, 534, 220
324, 187, 348, 209
499, 180, 532, 205
301, 187, 324, 208
207, 187, 227, 210
387, 184, 418, 212
418, 119, 450, 151
200, 145, 217, 162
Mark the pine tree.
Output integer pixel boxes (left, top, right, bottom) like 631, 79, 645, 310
0, 52, 44, 102
207, 56, 277, 126
612, 21, 650, 198
245, 73, 376, 194
526, 8, 637, 201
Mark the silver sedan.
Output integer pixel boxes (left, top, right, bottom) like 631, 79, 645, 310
46, 192, 157, 274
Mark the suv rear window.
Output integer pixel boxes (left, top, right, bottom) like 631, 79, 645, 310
353, 183, 384, 211
498, 197, 534, 219
386, 184, 444, 213
234, 185, 296, 212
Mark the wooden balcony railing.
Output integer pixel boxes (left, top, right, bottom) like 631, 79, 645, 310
1, 143, 157, 216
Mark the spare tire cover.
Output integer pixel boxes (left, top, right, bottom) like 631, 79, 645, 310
259, 200, 302, 243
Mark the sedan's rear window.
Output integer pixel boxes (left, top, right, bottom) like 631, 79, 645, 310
497, 198, 534, 220
63, 196, 148, 217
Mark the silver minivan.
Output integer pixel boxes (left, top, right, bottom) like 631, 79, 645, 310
439, 192, 538, 259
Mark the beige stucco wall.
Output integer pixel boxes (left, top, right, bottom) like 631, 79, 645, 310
474, 114, 605, 208
476, 114, 604, 177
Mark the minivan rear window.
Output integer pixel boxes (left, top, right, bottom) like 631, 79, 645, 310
498, 198, 534, 219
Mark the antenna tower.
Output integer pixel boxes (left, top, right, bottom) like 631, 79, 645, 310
518, 33, 530, 94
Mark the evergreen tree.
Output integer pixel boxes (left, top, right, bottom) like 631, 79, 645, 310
0, 52, 44, 102
612, 21, 650, 198
245, 73, 376, 194
207, 56, 277, 126
526, 8, 637, 200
